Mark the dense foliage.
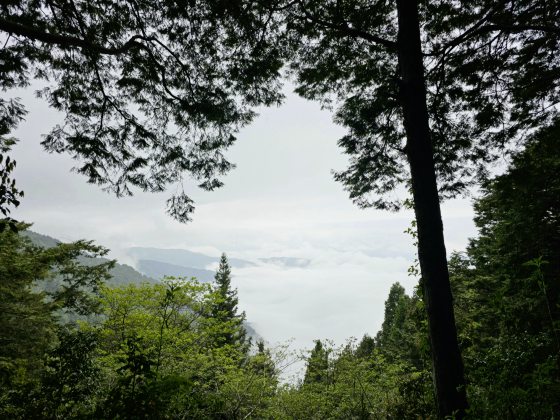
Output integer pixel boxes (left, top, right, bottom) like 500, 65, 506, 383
1, 2, 559, 416
4, 2, 560, 415
279, 123, 560, 418
1, 124, 558, 418
0, 249, 279, 418
0, 0, 285, 221
2, 1, 557, 218
451, 122, 560, 418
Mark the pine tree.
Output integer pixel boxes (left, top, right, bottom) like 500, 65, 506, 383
211, 253, 248, 353
303, 340, 330, 386
375, 283, 409, 349
447, 122, 560, 417
251, 340, 277, 381
375, 283, 429, 370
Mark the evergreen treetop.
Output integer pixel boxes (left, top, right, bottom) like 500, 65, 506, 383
211, 253, 248, 353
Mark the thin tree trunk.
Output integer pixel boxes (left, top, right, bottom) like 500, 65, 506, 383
395, 0, 468, 418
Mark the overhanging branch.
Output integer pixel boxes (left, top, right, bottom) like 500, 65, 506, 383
0, 16, 151, 55
295, 3, 397, 51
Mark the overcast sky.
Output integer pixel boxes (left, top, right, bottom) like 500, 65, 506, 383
11, 85, 478, 355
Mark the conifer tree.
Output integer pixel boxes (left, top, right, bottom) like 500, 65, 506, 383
303, 340, 330, 385
211, 253, 248, 353
251, 340, 277, 382
355, 335, 375, 359
280, 2, 559, 416
375, 284, 408, 348
446, 122, 560, 417
0, 225, 113, 386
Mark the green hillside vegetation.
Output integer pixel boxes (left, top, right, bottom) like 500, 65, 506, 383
1, 0, 559, 417
1, 124, 558, 418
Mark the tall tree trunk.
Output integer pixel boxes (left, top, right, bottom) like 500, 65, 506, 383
395, 0, 468, 418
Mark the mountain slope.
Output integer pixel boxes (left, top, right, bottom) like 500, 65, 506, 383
128, 247, 254, 269
22, 231, 261, 341
137, 259, 215, 282
22, 230, 156, 285
259, 257, 311, 268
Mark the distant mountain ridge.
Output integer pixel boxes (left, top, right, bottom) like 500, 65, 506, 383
128, 247, 254, 270
22, 230, 156, 286
128, 247, 312, 271
259, 257, 311, 268
24, 232, 314, 286
21, 231, 261, 341
137, 259, 215, 282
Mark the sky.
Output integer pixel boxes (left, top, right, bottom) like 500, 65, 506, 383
10, 84, 478, 358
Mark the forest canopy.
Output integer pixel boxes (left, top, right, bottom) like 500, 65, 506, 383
1, 0, 559, 418
1, 131, 559, 417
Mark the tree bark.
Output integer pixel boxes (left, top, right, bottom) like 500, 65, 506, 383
395, 0, 468, 418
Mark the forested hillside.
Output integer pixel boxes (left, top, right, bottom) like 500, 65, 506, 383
280, 122, 560, 419
135, 259, 215, 282
1, 124, 558, 418
1, 0, 559, 418
22, 230, 156, 286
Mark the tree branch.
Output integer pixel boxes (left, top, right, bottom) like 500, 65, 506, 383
295, 3, 397, 51
439, 23, 560, 56
0, 16, 151, 55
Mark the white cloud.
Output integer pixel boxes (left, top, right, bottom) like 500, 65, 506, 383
233, 250, 415, 351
